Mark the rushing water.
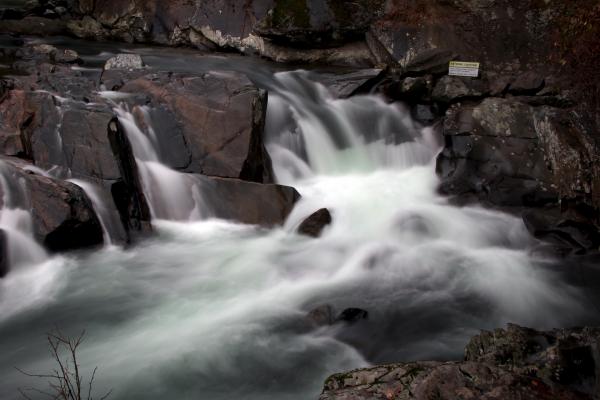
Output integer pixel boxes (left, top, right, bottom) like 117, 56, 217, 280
1, 60, 599, 400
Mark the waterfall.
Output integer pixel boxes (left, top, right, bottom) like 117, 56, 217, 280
67, 180, 115, 245
0, 161, 47, 272
113, 103, 206, 221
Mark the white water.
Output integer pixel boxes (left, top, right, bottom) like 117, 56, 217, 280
0, 71, 598, 400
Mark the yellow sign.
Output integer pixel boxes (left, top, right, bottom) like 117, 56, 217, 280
449, 61, 480, 77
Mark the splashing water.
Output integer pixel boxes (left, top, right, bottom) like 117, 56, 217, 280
0, 71, 598, 400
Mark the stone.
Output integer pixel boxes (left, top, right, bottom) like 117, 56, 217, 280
509, 71, 545, 95
104, 54, 144, 70
0, 157, 104, 252
320, 324, 600, 400
431, 75, 486, 103
119, 72, 274, 183
316, 69, 384, 98
297, 208, 332, 237
335, 308, 368, 324
197, 175, 300, 227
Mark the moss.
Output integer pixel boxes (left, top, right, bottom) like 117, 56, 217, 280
271, 0, 311, 29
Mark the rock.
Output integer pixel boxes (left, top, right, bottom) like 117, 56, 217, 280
51, 48, 81, 64
509, 71, 545, 95
0, 89, 31, 157
119, 72, 274, 183
335, 308, 368, 324
0, 229, 7, 278
0, 16, 67, 36
254, 0, 386, 48
431, 75, 486, 103
465, 324, 600, 398
107, 118, 152, 236
403, 49, 455, 76
104, 54, 144, 70
320, 361, 589, 400
197, 175, 300, 227
436, 98, 557, 207
387, 76, 432, 102
320, 324, 600, 400
0, 157, 104, 252
297, 208, 332, 237
306, 304, 334, 327
315, 69, 384, 98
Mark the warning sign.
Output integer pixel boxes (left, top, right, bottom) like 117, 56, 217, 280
448, 61, 480, 77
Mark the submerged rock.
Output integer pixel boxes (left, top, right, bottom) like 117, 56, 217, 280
297, 208, 332, 238
335, 308, 368, 324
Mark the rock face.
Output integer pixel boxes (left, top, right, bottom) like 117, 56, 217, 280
120, 72, 274, 183
297, 208, 332, 237
320, 324, 600, 400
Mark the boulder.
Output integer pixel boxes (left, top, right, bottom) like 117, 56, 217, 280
198, 175, 300, 227
431, 75, 487, 104
320, 324, 600, 400
297, 208, 332, 237
315, 69, 384, 98
0, 157, 104, 252
119, 72, 274, 183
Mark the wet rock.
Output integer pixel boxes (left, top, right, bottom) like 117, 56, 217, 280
0, 229, 7, 278
120, 72, 274, 183
0, 157, 104, 252
198, 175, 300, 227
387, 76, 431, 102
307, 304, 334, 327
107, 118, 152, 235
0, 16, 67, 36
0, 89, 31, 157
297, 208, 332, 238
104, 54, 144, 71
335, 308, 368, 324
320, 324, 599, 400
316, 69, 384, 98
403, 49, 455, 76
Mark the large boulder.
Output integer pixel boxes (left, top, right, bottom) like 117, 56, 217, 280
119, 72, 274, 183
198, 175, 300, 227
0, 157, 104, 252
320, 324, 600, 400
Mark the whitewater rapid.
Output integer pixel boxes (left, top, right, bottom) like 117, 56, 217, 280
0, 70, 597, 400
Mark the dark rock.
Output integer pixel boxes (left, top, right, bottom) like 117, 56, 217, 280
465, 324, 600, 398
197, 175, 300, 227
107, 118, 152, 235
404, 49, 455, 76
0, 89, 31, 157
306, 304, 334, 327
0, 157, 104, 252
0, 16, 67, 36
0, 229, 7, 278
335, 308, 368, 324
389, 76, 431, 102
320, 361, 589, 400
412, 104, 437, 123
254, 0, 386, 48
436, 98, 557, 207
320, 324, 600, 400
431, 75, 487, 103
120, 72, 274, 183
315, 69, 384, 98
509, 71, 545, 95
297, 208, 332, 237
